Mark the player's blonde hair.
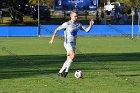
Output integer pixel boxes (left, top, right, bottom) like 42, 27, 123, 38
70, 12, 77, 17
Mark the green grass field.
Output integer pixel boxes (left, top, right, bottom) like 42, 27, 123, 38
0, 37, 140, 93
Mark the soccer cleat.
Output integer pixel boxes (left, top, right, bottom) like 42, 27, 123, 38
63, 72, 68, 78
57, 73, 63, 77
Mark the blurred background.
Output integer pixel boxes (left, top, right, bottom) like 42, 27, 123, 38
0, 0, 139, 26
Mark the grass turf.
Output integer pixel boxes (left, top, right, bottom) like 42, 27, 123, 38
0, 37, 140, 93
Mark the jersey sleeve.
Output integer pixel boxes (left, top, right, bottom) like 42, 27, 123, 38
80, 23, 86, 30
59, 22, 68, 29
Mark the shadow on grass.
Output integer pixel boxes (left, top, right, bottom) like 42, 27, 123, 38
0, 52, 140, 79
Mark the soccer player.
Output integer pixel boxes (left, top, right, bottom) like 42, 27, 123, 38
49, 12, 94, 77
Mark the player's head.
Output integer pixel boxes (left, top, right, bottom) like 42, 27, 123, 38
70, 12, 78, 22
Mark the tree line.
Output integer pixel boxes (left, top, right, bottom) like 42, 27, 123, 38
0, 0, 139, 12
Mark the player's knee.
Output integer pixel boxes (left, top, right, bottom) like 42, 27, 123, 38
68, 50, 75, 60
69, 53, 75, 59
70, 55, 74, 60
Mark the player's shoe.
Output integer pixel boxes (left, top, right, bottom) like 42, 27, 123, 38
57, 73, 63, 77
63, 72, 68, 78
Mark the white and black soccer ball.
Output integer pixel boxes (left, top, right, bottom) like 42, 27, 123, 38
74, 70, 83, 78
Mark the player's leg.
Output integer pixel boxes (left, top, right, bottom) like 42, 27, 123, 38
58, 43, 75, 77
58, 51, 75, 77
58, 59, 68, 77
63, 50, 75, 77
58, 43, 70, 77
65, 50, 75, 72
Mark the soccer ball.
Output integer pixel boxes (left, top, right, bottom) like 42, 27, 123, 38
74, 70, 83, 78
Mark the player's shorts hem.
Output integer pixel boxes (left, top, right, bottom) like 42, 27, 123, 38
64, 42, 76, 53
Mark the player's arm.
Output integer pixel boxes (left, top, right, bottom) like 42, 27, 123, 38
82, 20, 94, 32
49, 26, 63, 44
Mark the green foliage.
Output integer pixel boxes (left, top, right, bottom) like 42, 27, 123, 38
117, 0, 140, 8
1, 0, 29, 7
29, 0, 54, 8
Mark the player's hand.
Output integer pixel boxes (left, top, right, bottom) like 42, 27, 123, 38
90, 19, 94, 26
49, 39, 54, 45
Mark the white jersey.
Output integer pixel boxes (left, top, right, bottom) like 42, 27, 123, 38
59, 21, 85, 44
